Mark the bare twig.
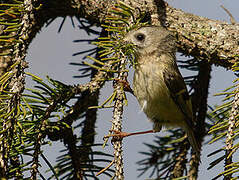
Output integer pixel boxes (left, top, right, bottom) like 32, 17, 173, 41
96, 159, 114, 176
221, 5, 236, 25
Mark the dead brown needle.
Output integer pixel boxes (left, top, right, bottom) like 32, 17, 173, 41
96, 159, 114, 176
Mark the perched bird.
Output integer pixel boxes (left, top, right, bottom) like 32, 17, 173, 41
123, 26, 200, 156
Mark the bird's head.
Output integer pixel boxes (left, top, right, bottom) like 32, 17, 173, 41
123, 26, 176, 56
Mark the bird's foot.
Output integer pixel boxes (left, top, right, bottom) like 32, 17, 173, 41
113, 77, 134, 94
104, 129, 155, 141
104, 130, 131, 140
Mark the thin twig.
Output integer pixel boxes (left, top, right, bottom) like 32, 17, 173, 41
96, 159, 114, 176
221, 5, 236, 25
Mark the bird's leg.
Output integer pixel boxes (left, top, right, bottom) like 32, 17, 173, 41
104, 129, 155, 139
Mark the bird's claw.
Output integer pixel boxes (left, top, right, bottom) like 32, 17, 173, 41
113, 78, 134, 94
104, 130, 131, 141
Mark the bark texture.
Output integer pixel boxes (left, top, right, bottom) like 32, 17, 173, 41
32, 0, 238, 68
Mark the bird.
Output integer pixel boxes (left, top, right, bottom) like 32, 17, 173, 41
122, 26, 200, 156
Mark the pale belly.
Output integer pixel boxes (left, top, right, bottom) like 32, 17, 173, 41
133, 64, 185, 128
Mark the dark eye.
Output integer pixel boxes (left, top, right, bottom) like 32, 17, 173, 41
135, 33, 145, 42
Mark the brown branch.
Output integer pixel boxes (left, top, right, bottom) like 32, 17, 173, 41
165, 3, 238, 68
2, 0, 237, 76
33, 0, 239, 68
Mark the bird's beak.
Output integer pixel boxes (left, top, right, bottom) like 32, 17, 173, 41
122, 35, 130, 43
121, 40, 129, 48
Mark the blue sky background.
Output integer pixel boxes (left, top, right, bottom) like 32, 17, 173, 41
26, 0, 239, 179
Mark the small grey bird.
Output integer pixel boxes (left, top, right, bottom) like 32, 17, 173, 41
124, 26, 200, 155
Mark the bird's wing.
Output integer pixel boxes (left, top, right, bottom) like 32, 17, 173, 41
163, 67, 194, 125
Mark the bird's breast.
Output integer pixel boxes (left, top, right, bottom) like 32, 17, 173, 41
133, 62, 184, 127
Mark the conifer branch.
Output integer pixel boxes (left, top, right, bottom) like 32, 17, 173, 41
224, 87, 239, 180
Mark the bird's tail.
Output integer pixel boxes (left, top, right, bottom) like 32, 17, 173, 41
186, 128, 201, 159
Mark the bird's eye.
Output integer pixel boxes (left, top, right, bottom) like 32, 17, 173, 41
135, 33, 145, 42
